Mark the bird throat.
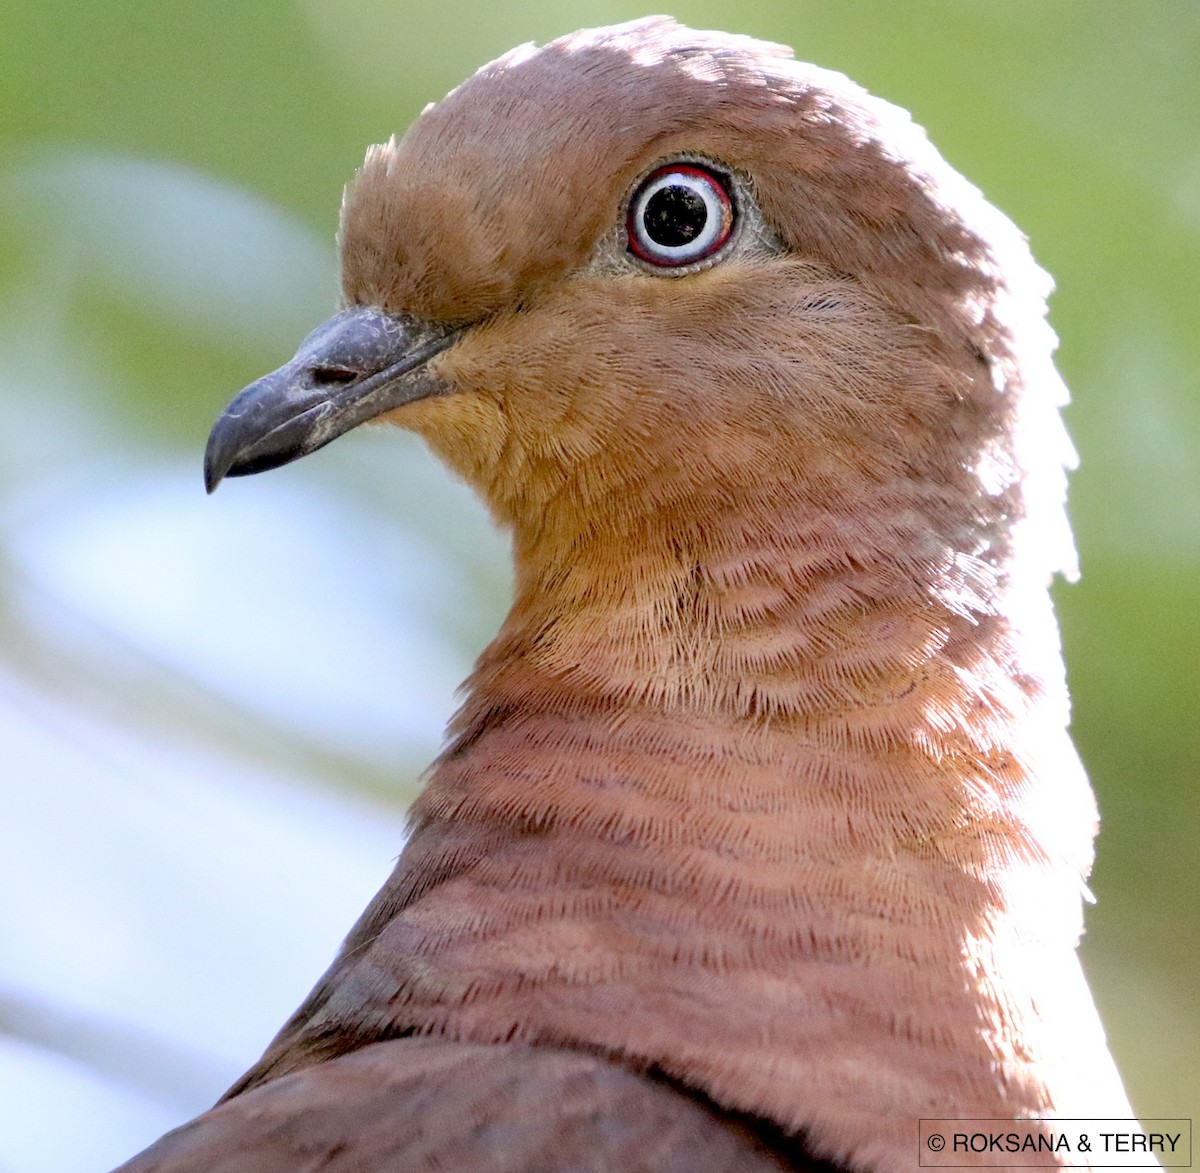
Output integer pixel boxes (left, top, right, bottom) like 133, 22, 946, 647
245, 488, 1128, 1170
240, 481, 1134, 1169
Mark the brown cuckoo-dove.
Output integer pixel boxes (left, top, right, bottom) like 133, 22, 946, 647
117, 17, 1141, 1173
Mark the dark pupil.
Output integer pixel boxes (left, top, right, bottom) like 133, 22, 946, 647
643, 184, 708, 247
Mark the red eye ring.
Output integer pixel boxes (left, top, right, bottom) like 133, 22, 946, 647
627, 164, 734, 268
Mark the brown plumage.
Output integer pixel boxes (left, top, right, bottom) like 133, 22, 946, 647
118, 18, 1138, 1173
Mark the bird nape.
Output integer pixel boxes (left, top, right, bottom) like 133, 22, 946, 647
118, 17, 1143, 1173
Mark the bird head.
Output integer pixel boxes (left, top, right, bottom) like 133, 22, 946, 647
206, 16, 1073, 601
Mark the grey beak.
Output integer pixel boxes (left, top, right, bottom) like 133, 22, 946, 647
204, 306, 462, 492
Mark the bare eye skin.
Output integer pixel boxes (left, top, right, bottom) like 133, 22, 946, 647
627, 164, 735, 268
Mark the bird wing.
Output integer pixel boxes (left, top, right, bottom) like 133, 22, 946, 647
113, 1037, 810, 1172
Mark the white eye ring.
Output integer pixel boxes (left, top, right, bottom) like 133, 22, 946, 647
627, 164, 734, 268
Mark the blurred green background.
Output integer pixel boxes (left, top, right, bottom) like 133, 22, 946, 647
1, 1, 1196, 1168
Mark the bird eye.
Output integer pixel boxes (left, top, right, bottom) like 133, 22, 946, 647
627, 164, 734, 268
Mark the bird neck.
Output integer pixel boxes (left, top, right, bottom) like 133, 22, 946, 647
401, 487, 1133, 1165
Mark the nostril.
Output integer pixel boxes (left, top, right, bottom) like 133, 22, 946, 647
309, 365, 359, 387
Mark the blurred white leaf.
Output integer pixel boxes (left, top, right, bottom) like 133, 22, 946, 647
3, 150, 338, 355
